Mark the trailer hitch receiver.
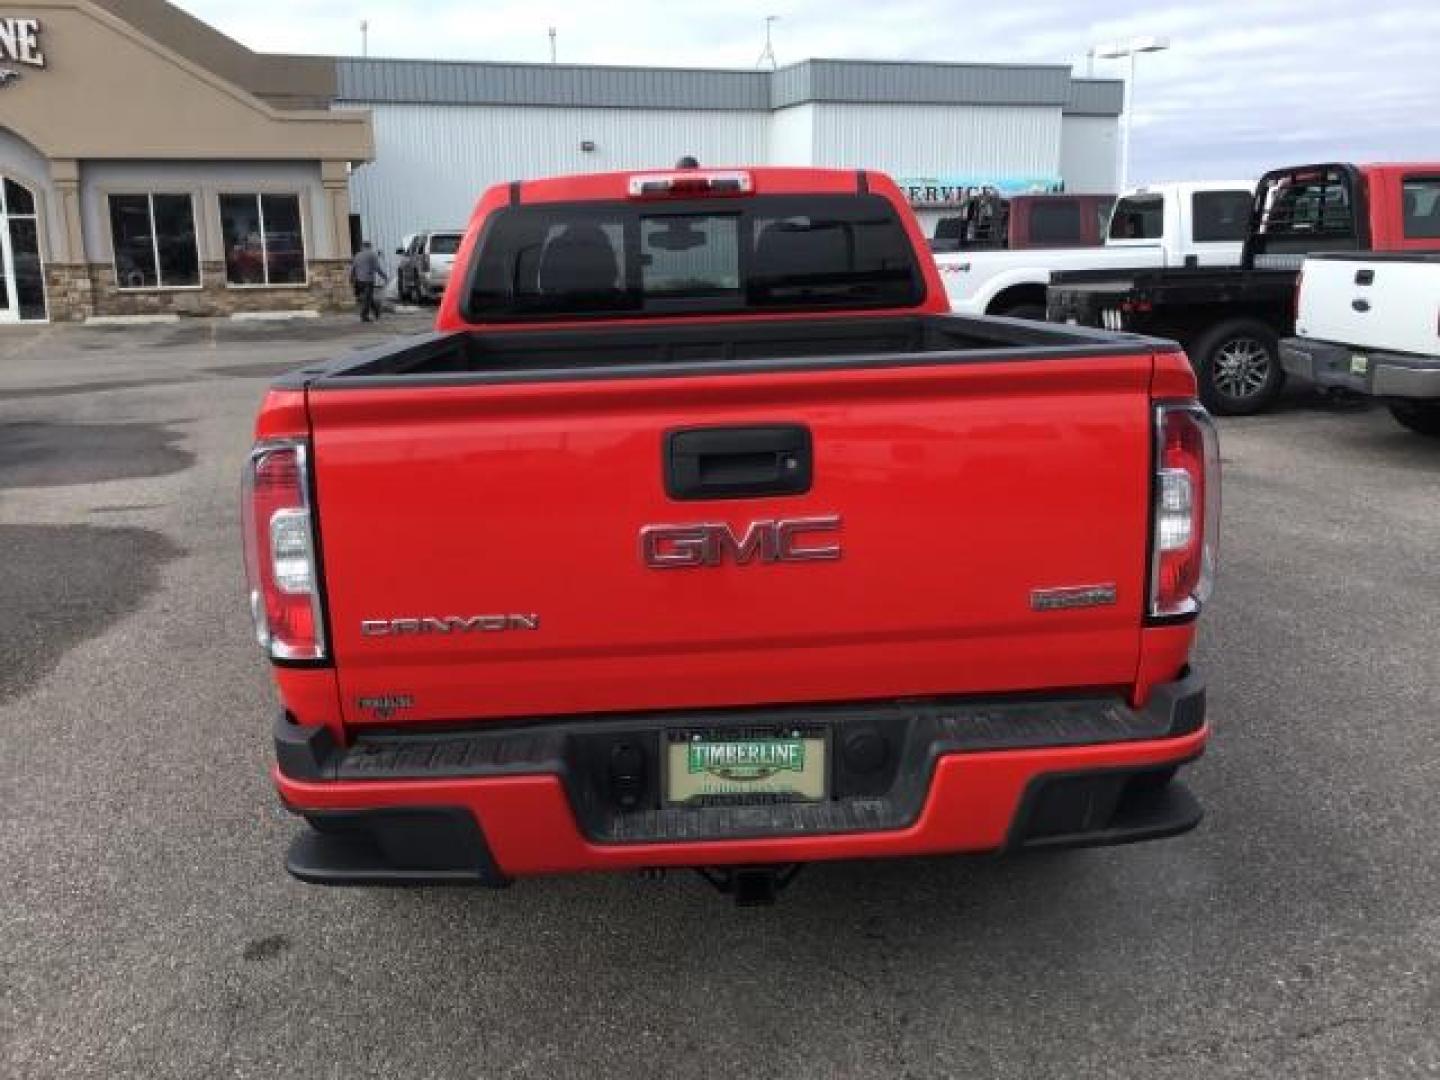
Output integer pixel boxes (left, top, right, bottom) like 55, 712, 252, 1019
696, 864, 804, 906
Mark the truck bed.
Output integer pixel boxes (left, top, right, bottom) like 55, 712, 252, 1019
288, 311, 1180, 728
283, 314, 1170, 389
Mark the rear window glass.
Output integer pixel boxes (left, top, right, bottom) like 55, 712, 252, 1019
640, 215, 739, 297
1028, 200, 1082, 244
1109, 195, 1163, 240
429, 233, 462, 255
1191, 191, 1252, 242
1257, 170, 1355, 238
1402, 178, 1440, 239
465, 195, 921, 321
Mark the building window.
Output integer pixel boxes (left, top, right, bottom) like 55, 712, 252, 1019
220, 194, 307, 286
107, 193, 200, 289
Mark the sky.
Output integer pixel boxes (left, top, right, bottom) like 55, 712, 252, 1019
177, 0, 1440, 184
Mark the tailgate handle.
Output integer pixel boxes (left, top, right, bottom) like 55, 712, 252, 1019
1351, 298, 1371, 313
1354, 268, 1374, 285
665, 425, 812, 500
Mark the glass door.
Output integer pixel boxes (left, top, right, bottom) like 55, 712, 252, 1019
0, 176, 46, 322
0, 199, 13, 323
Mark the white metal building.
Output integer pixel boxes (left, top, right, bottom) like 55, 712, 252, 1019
338, 58, 1123, 252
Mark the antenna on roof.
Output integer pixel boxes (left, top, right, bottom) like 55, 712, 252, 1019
359, 20, 369, 58
756, 15, 779, 70
548, 27, 557, 64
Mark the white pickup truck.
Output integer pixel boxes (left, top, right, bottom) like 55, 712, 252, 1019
1281, 252, 1440, 436
936, 181, 1254, 318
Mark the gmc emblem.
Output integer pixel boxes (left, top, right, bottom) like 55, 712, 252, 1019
639, 515, 842, 569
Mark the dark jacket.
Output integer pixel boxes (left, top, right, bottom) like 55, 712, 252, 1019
351, 248, 387, 285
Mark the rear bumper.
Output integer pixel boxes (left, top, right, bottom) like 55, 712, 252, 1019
1281, 338, 1440, 399
274, 673, 1208, 884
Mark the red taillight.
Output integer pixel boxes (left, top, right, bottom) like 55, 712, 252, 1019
1150, 404, 1220, 618
242, 440, 326, 661
627, 171, 753, 198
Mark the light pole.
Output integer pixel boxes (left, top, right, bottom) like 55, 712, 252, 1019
1091, 36, 1170, 192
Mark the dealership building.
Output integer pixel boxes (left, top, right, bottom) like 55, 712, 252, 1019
0, 0, 1121, 323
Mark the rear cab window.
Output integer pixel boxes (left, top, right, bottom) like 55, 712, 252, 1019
1250, 166, 1361, 266
1191, 191, 1252, 242
1027, 200, 1082, 244
464, 194, 922, 322
429, 233, 462, 256
1402, 177, 1440, 239
1108, 195, 1164, 240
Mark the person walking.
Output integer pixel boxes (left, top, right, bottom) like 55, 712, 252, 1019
350, 241, 387, 323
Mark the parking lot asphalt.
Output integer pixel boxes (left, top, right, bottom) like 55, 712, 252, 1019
2, 316, 1437, 1079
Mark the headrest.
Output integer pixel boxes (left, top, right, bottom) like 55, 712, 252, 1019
538, 224, 620, 296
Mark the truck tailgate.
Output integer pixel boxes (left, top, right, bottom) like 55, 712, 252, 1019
307, 356, 1156, 726
1298, 255, 1440, 356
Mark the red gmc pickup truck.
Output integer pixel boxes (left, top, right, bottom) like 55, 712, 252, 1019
246, 166, 1218, 904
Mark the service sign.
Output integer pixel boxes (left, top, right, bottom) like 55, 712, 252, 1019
896, 174, 1064, 208
0, 17, 45, 87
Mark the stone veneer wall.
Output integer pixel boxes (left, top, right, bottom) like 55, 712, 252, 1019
43, 259, 354, 321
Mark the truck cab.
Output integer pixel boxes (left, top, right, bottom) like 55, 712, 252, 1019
1106, 183, 1253, 268
936, 181, 1253, 319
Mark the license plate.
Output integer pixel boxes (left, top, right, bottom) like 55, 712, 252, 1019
665, 730, 827, 805
1350, 353, 1370, 376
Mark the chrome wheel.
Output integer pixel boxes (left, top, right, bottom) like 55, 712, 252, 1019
1212, 337, 1272, 399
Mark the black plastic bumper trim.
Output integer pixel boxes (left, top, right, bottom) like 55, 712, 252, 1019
273, 711, 336, 782
276, 672, 1206, 847
285, 807, 509, 887
1005, 755, 1204, 852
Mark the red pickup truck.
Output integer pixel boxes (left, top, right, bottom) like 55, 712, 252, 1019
246, 166, 1218, 903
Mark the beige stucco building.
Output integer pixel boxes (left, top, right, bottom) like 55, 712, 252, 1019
0, 0, 372, 321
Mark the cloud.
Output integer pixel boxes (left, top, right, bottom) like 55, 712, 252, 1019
177, 0, 1440, 182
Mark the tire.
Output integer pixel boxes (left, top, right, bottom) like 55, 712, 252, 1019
1192, 318, 1284, 415
1387, 401, 1440, 437
995, 303, 1046, 321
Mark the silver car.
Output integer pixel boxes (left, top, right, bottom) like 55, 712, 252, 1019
396, 230, 464, 303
